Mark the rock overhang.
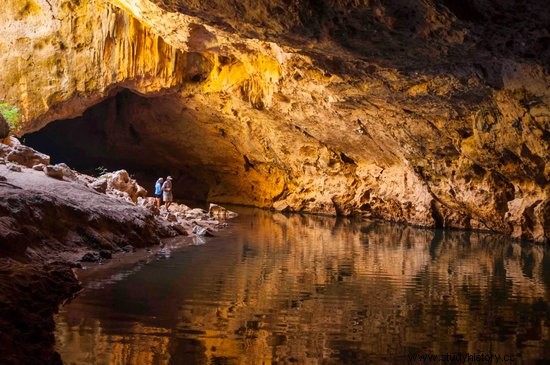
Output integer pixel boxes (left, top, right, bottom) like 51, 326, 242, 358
2, 0, 548, 242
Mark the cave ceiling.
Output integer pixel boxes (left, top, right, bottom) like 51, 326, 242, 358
1, 0, 548, 241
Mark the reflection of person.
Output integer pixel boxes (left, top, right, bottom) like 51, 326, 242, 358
154, 177, 163, 209
162, 176, 173, 210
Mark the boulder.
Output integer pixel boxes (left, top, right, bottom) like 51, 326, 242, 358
44, 165, 64, 180
32, 163, 46, 171
209, 203, 238, 218
138, 196, 157, 208
88, 178, 107, 193
171, 223, 189, 235
138, 197, 160, 215
186, 208, 209, 219
169, 203, 191, 213
107, 189, 134, 204
54, 163, 77, 181
5, 144, 50, 168
104, 170, 147, 203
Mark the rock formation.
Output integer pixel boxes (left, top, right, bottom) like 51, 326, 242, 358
1, 0, 548, 242
0, 136, 236, 364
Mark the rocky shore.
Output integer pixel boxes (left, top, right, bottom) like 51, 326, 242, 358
0, 136, 236, 364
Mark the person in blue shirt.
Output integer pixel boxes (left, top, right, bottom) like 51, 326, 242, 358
154, 177, 163, 209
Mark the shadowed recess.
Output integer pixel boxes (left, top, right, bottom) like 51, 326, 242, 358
24, 90, 212, 201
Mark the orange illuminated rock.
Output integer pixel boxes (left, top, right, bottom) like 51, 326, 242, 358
0, 0, 548, 242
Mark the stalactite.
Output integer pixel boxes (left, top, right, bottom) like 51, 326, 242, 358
0, 0, 547, 242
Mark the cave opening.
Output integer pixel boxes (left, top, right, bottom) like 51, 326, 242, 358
24, 90, 214, 202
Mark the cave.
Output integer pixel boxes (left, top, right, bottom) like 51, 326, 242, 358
2, 0, 550, 363
24, 90, 217, 201
5, 0, 550, 239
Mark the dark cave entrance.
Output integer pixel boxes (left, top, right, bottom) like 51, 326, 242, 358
23, 90, 211, 201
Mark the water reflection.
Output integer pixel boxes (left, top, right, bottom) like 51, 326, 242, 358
55, 209, 550, 364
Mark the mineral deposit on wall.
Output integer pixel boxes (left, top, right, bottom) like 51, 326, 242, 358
1, 0, 548, 242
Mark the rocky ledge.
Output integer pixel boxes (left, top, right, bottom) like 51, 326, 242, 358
0, 137, 236, 364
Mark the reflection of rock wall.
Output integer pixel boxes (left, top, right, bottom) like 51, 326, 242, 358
56, 212, 550, 363
55, 319, 172, 365
181, 214, 549, 362
2, 0, 549, 241
195, 214, 549, 361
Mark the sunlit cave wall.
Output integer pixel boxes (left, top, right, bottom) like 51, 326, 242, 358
2, 0, 549, 241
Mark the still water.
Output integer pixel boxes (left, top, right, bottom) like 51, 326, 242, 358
55, 208, 550, 364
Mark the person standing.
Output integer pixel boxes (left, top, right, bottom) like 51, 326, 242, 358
154, 177, 163, 209
162, 176, 173, 210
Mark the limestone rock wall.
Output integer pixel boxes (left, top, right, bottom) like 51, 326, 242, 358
0, 0, 187, 131
1, 0, 548, 242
